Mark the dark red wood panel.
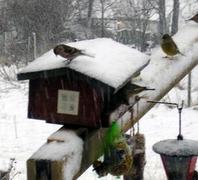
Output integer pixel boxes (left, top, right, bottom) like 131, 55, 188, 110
28, 75, 109, 128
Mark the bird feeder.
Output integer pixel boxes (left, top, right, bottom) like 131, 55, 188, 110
17, 38, 150, 128
153, 139, 198, 180
149, 101, 198, 180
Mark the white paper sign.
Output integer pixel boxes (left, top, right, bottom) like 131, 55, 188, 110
57, 90, 80, 115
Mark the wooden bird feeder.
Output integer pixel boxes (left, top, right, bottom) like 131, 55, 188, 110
17, 38, 150, 128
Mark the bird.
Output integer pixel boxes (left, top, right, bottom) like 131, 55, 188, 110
161, 34, 184, 57
187, 13, 198, 23
114, 83, 155, 105
103, 83, 155, 117
53, 44, 93, 62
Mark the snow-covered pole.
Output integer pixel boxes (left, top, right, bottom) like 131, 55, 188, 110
187, 72, 192, 107
120, 23, 198, 132
26, 23, 198, 180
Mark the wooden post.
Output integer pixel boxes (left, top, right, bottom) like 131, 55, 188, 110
187, 72, 191, 107
27, 127, 107, 180
27, 36, 31, 63
124, 134, 145, 180
32, 32, 37, 59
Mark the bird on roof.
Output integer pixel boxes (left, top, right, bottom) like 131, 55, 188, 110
161, 34, 184, 58
187, 13, 198, 23
53, 44, 94, 62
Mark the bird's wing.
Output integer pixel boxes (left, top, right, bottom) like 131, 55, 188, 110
171, 39, 179, 50
171, 39, 184, 55
171, 40, 185, 55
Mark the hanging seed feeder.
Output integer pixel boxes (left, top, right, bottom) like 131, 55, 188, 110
148, 100, 198, 180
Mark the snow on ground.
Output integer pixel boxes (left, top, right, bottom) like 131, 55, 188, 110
0, 80, 61, 179
1, 74, 198, 180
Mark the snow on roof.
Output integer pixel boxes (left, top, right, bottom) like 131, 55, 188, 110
153, 139, 198, 156
20, 38, 150, 89
31, 130, 83, 180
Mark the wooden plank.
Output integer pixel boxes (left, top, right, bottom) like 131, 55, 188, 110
28, 76, 108, 128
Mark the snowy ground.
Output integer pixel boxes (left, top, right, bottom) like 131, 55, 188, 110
1, 68, 198, 180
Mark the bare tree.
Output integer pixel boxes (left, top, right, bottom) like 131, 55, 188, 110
98, 0, 114, 37
113, 0, 156, 51
171, 0, 180, 35
7, 0, 77, 54
158, 0, 166, 35
87, 0, 95, 27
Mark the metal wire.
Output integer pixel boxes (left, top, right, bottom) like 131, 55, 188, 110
147, 100, 184, 140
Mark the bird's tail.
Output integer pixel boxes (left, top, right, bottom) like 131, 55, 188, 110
145, 88, 155, 91
178, 50, 185, 56
81, 50, 95, 58
179, 52, 185, 56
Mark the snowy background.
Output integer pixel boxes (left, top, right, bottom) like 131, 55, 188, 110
1, 65, 198, 180
0, 0, 198, 180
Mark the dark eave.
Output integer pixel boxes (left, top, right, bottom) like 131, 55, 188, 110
17, 67, 72, 81
17, 59, 150, 93
17, 67, 116, 93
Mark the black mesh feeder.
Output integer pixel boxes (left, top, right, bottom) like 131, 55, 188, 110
148, 100, 198, 180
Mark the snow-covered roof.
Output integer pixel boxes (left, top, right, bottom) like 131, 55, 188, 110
19, 38, 150, 89
153, 139, 198, 156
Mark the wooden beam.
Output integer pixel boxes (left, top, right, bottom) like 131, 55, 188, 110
27, 127, 107, 180
27, 24, 198, 179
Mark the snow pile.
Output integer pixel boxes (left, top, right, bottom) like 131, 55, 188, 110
153, 139, 198, 156
31, 130, 83, 180
19, 38, 150, 89
139, 22, 198, 96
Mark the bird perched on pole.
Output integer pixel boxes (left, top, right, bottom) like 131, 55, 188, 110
53, 44, 94, 62
161, 34, 184, 58
187, 13, 198, 23
115, 83, 155, 105
105, 83, 155, 115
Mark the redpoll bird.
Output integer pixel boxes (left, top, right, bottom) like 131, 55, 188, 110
53, 44, 93, 62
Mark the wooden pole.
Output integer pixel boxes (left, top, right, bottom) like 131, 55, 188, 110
187, 72, 192, 107
32, 32, 37, 59
27, 24, 198, 180
124, 133, 145, 180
